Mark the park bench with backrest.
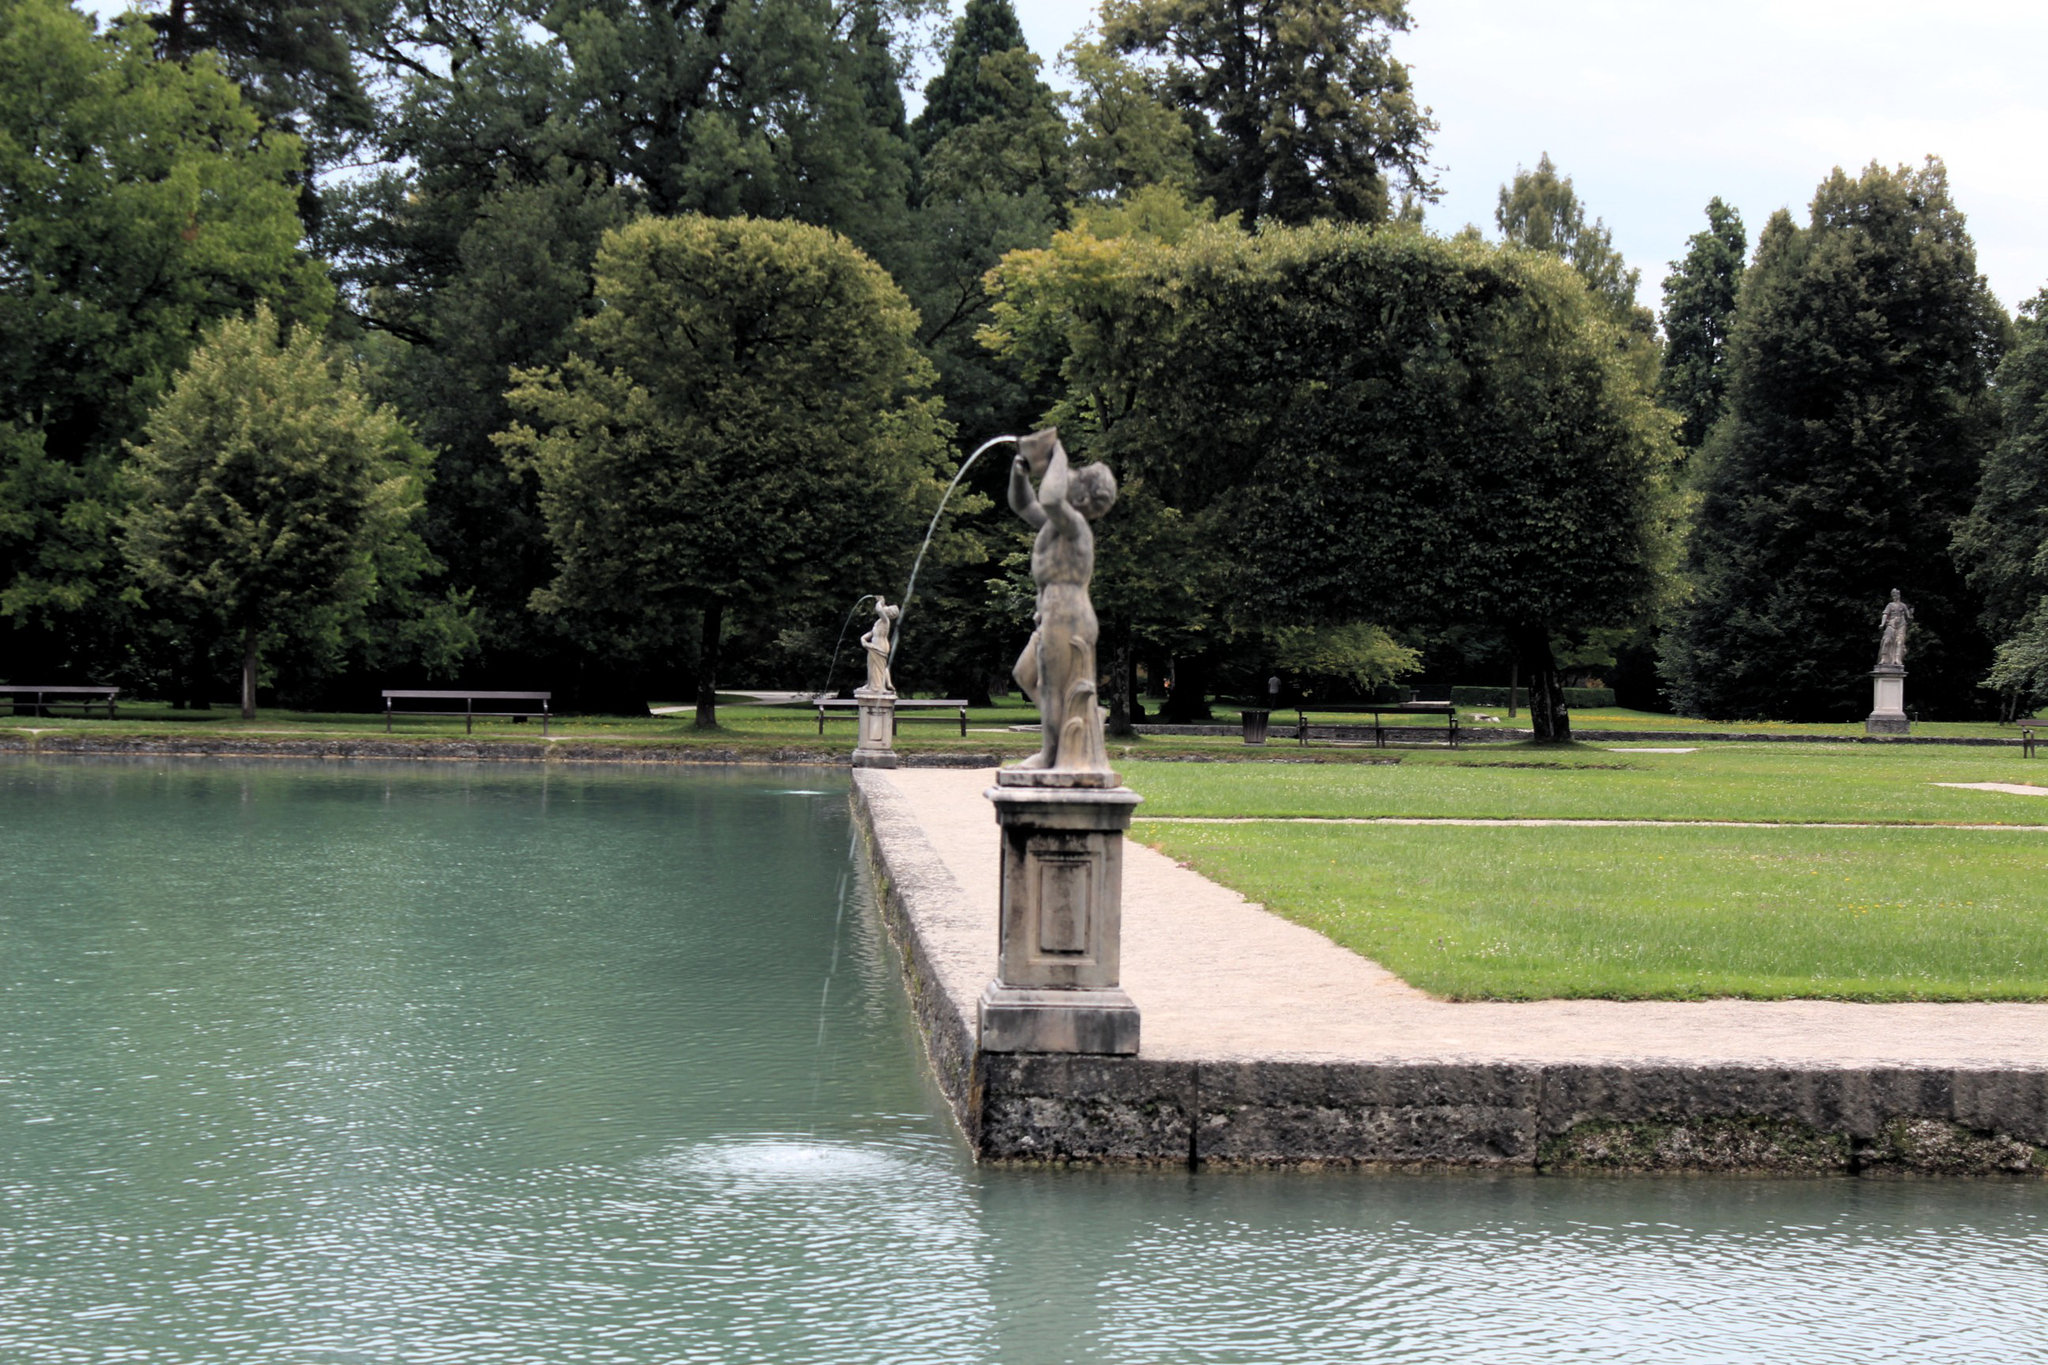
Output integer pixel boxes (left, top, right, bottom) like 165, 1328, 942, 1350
383, 689, 551, 735
2020, 718, 2044, 758
814, 697, 970, 737
1294, 701, 1459, 749
0, 685, 119, 719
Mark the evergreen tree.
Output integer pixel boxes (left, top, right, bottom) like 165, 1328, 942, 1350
1955, 289, 2048, 715
121, 307, 458, 719
1099, 0, 1435, 225
1662, 161, 2006, 720
1659, 198, 1747, 451
1496, 152, 1652, 337
912, 0, 1031, 153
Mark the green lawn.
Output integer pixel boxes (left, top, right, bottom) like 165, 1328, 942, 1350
1127, 747, 2048, 1000
1141, 820, 2048, 1001
1125, 743, 2048, 825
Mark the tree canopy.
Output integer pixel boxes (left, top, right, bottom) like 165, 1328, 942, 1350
987, 216, 1675, 737
500, 215, 955, 727
121, 306, 454, 717
1099, 0, 1436, 225
1658, 197, 1747, 451
1663, 160, 2006, 720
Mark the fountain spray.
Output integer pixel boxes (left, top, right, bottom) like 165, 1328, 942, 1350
889, 435, 1017, 671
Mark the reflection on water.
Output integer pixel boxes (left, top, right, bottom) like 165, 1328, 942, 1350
1, 756, 2040, 1364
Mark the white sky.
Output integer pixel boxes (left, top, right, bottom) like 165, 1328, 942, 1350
1011, 0, 2048, 316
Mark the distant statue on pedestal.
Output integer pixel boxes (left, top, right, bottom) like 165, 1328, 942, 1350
1006, 429, 1117, 775
1876, 589, 1913, 670
859, 598, 898, 695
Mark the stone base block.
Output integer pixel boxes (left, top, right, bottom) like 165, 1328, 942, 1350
850, 749, 899, 768
979, 983, 1140, 1055
1865, 714, 1910, 735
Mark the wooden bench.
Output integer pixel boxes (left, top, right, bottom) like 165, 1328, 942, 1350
0, 685, 119, 719
383, 689, 550, 735
2021, 718, 2044, 758
1296, 701, 1459, 749
815, 697, 969, 737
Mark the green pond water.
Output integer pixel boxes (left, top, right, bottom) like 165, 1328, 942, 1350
2, 756, 2043, 1364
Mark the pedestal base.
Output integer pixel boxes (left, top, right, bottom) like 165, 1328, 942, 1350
853, 688, 897, 765
980, 775, 1143, 1055
979, 983, 1139, 1055
1866, 668, 1909, 735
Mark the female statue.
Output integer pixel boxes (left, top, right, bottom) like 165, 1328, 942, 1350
1877, 589, 1913, 668
860, 598, 899, 695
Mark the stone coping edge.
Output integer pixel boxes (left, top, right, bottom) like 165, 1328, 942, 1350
0, 733, 1002, 768
849, 770, 2048, 1175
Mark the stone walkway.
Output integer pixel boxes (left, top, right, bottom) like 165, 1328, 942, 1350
883, 767, 2048, 1069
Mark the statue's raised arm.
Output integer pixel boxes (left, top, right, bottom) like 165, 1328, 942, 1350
1005, 429, 1118, 779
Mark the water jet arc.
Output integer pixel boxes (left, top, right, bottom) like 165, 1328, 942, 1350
890, 435, 1016, 670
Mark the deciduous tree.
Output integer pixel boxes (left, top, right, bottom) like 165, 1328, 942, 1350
986, 218, 1675, 739
0, 0, 330, 675
500, 216, 954, 728
121, 307, 456, 718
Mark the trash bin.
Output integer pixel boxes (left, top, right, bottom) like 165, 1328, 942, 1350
1241, 708, 1271, 745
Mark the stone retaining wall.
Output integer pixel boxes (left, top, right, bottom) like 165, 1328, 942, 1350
851, 770, 2048, 1174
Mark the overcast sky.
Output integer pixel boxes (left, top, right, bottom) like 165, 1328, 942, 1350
1010, 0, 2048, 316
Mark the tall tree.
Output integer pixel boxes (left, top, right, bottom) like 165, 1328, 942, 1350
145, 0, 382, 234
1496, 152, 1651, 337
987, 218, 1675, 740
0, 0, 330, 677
329, 0, 936, 697
1099, 0, 1435, 225
121, 307, 456, 719
500, 216, 954, 728
1662, 161, 2006, 720
1659, 197, 1747, 451
1955, 289, 2048, 716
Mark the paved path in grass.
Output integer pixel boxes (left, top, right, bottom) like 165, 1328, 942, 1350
882, 767, 2048, 1068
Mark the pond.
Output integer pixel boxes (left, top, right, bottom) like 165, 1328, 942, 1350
1, 756, 2041, 1363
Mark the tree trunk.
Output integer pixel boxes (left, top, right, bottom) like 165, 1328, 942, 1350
1513, 625, 1570, 741
694, 599, 724, 730
239, 625, 258, 721
1159, 654, 1212, 723
1106, 624, 1136, 737
1508, 658, 1518, 718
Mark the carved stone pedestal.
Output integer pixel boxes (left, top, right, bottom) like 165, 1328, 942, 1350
1866, 666, 1909, 735
852, 687, 898, 768
979, 772, 1142, 1055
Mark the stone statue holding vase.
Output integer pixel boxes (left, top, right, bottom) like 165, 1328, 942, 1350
981, 429, 1141, 1057
1866, 588, 1913, 735
850, 596, 900, 768
859, 597, 899, 696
